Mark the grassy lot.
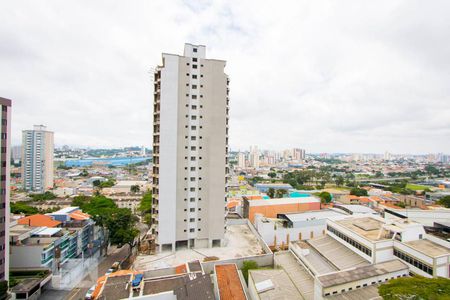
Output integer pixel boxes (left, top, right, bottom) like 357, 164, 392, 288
406, 183, 432, 191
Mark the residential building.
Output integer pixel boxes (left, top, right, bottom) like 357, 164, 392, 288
0, 97, 11, 282
9, 207, 103, 274
237, 152, 246, 169
152, 43, 229, 251
22, 125, 54, 192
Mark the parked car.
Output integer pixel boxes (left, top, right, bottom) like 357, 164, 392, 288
111, 261, 121, 271
85, 284, 96, 300
105, 268, 114, 276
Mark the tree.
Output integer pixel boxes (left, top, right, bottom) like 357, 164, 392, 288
378, 276, 450, 300
267, 188, 275, 198
11, 202, 39, 215
71, 195, 139, 255
106, 209, 139, 254
335, 176, 344, 186
130, 185, 140, 193
268, 172, 276, 179
438, 196, 450, 208
80, 169, 89, 177
29, 191, 57, 201
374, 171, 384, 178
241, 260, 258, 283
350, 187, 368, 196
317, 191, 332, 204
138, 192, 152, 226
275, 189, 287, 198
92, 180, 101, 187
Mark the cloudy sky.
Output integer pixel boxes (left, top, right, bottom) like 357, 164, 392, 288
1, 0, 449, 154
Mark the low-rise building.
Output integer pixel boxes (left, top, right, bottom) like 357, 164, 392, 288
243, 197, 321, 223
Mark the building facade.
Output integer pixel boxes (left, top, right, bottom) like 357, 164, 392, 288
22, 125, 54, 192
0, 97, 11, 282
152, 44, 229, 251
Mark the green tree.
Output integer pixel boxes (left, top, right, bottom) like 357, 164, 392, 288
438, 196, 450, 208
350, 187, 368, 196
317, 191, 332, 204
268, 172, 276, 179
267, 188, 275, 198
241, 260, 258, 283
71, 195, 139, 255
275, 189, 287, 198
80, 169, 89, 177
11, 202, 39, 215
138, 192, 152, 226
378, 277, 450, 300
130, 185, 140, 193
29, 191, 57, 201
92, 180, 101, 187
335, 176, 344, 186
99, 179, 115, 188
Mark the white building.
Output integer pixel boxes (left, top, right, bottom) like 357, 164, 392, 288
152, 44, 229, 251
237, 152, 246, 169
22, 125, 54, 192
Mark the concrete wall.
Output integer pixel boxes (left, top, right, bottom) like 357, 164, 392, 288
248, 202, 320, 223
10, 245, 45, 268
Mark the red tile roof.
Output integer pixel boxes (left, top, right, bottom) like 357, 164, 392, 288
216, 264, 246, 300
18, 214, 61, 228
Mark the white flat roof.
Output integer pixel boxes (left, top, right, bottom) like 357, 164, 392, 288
283, 210, 346, 223
49, 207, 79, 215
248, 197, 320, 207
34, 227, 62, 236
335, 204, 376, 214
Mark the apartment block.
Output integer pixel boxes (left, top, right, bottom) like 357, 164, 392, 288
152, 43, 229, 251
22, 125, 54, 192
0, 97, 11, 282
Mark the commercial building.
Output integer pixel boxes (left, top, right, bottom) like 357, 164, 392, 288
22, 125, 54, 192
152, 43, 229, 251
0, 97, 11, 282
243, 196, 320, 223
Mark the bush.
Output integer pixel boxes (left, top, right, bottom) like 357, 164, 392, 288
350, 187, 368, 196
378, 277, 450, 300
241, 260, 258, 283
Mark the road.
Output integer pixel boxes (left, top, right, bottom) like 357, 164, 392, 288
64, 246, 130, 300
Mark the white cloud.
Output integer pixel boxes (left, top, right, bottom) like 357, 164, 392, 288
0, 0, 449, 154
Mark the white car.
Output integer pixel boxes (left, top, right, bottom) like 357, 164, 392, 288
105, 268, 114, 276
85, 284, 96, 300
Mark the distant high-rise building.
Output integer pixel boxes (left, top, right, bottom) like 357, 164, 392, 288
292, 148, 306, 161
22, 125, 54, 192
250, 146, 259, 168
11, 145, 21, 162
152, 44, 229, 251
0, 97, 11, 282
237, 152, 246, 168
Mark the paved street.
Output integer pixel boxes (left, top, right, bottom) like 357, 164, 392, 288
64, 245, 130, 300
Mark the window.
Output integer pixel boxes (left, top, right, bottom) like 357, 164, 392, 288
186, 83, 189, 86
192, 105, 197, 109
190, 228, 195, 232
190, 208, 195, 212
190, 187, 195, 192
190, 218, 195, 222
186, 73, 189, 76
191, 126, 196, 130
192, 85, 197, 89
190, 197, 195, 202
193, 65, 198, 69
193, 58, 198, 62
191, 146, 196, 151
193, 48, 197, 53
192, 74, 197, 79
394, 248, 433, 275
190, 167, 196, 171
192, 95, 197, 99
191, 115, 197, 120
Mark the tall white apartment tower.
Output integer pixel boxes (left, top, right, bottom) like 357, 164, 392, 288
152, 44, 229, 251
22, 125, 54, 192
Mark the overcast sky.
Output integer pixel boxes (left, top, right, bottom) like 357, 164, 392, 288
1, 0, 449, 154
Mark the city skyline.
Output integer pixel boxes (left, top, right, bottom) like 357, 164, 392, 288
1, 1, 450, 154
